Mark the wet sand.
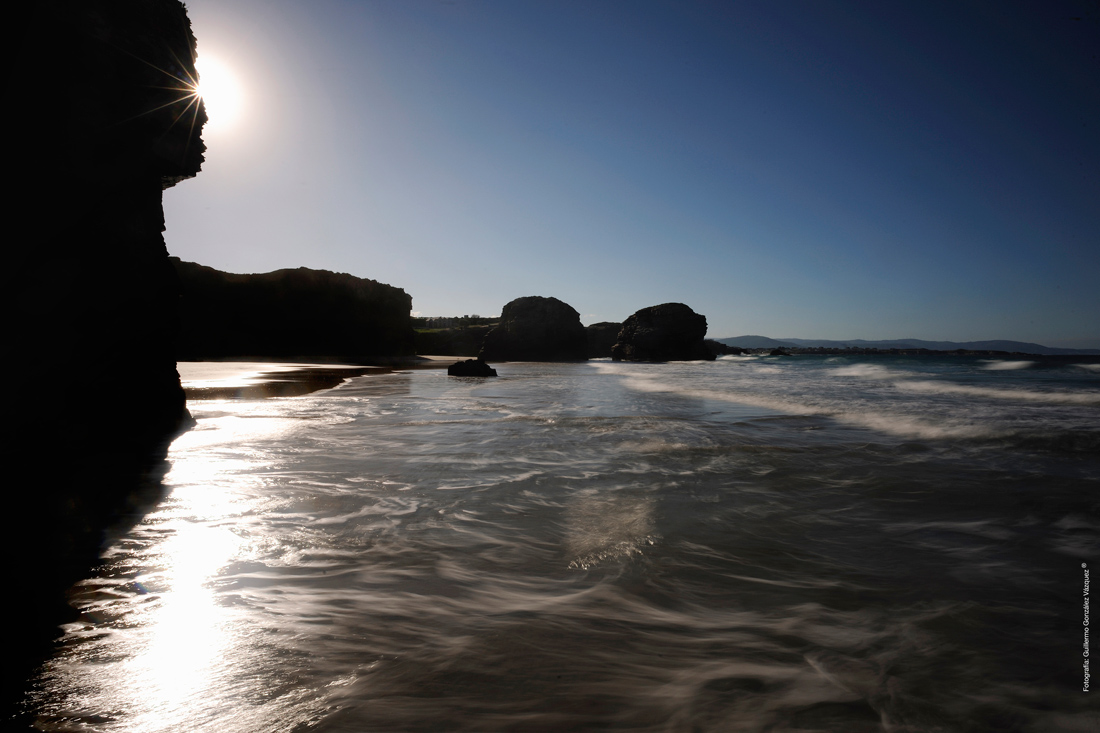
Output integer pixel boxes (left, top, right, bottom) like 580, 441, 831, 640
179, 357, 458, 400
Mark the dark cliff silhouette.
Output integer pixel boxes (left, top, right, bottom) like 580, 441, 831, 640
6, 0, 205, 717
172, 259, 415, 360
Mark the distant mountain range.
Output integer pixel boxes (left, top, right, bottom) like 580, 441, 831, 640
715, 336, 1100, 356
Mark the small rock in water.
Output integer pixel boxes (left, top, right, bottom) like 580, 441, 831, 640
447, 359, 498, 377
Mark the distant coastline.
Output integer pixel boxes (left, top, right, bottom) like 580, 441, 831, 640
716, 335, 1100, 356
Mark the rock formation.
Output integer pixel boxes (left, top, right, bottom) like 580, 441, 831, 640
704, 339, 745, 357
611, 303, 716, 362
8, 0, 206, 713
173, 259, 415, 360
447, 359, 499, 377
586, 322, 623, 359
479, 297, 588, 362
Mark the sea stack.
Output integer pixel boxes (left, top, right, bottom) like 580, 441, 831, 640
611, 303, 715, 362
480, 296, 588, 362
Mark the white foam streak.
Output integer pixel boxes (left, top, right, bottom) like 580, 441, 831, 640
897, 380, 1100, 405
830, 364, 908, 380
619, 374, 1004, 440
839, 412, 1000, 440
980, 360, 1035, 371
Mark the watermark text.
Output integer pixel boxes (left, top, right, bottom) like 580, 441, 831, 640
1084, 563, 1090, 692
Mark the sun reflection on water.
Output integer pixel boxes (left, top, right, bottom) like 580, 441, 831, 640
122, 523, 242, 726
40, 401, 306, 730
165, 411, 299, 504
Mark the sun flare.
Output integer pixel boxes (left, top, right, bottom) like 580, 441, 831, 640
195, 55, 243, 131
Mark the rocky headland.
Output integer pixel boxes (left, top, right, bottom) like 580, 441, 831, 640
612, 303, 715, 362
173, 259, 416, 360
480, 296, 589, 362
704, 339, 745, 357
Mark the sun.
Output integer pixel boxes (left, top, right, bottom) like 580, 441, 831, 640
195, 55, 243, 131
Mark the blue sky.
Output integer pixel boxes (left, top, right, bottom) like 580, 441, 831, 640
164, 0, 1099, 346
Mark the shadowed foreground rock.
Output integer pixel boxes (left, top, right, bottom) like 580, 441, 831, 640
612, 303, 715, 362
480, 296, 588, 362
447, 359, 498, 377
7, 0, 206, 717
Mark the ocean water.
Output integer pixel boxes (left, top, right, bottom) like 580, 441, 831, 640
24, 355, 1099, 732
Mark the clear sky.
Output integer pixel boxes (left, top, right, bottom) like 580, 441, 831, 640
164, 0, 1099, 347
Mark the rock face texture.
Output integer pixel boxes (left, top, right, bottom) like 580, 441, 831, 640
8, 0, 206, 709
480, 297, 588, 362
173, 259, 415, 360
611, 303, 716, 362
586, 322, 623, 359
